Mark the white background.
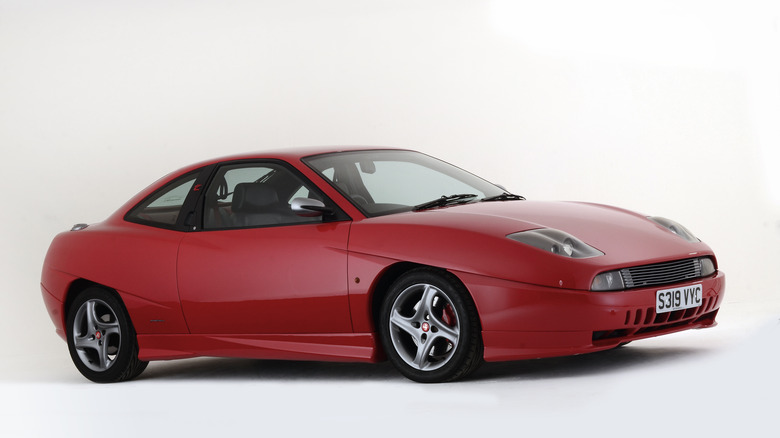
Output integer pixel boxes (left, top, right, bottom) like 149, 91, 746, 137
1, 1, 778, 436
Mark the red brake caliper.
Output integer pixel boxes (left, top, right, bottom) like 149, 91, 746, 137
442, 303, 456, 327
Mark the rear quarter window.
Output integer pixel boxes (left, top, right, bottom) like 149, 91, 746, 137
126, 172, 199, 227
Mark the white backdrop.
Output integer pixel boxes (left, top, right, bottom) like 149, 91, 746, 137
1, 1, 778, 436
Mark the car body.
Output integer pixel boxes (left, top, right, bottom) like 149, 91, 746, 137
41, 147, 725, 383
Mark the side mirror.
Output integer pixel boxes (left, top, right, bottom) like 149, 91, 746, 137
291, 197, 332, 217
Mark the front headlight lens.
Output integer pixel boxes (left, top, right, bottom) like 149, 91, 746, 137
700, 257, 716, 276
507, 228, 604, 258
591, 270, 625, 291
648, 216, 700, 243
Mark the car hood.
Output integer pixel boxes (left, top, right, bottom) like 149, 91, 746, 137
349, 201, 714, 286
436, 200, 710, 262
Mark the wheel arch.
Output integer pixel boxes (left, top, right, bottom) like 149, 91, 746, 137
64, 279, 126, 320
369, 262, 483, 338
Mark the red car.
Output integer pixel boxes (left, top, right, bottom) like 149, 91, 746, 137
41, 147, 725, 383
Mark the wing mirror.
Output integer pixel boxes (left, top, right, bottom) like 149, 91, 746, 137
291, 197, 333, 217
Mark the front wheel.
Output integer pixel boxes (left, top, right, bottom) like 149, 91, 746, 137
379, 269, 483, 383
66, 287, 148, 383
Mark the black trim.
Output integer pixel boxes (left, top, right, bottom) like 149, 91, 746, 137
178, 164, 218, 231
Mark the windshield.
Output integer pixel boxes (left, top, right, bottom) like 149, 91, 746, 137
303, 150, 507, 217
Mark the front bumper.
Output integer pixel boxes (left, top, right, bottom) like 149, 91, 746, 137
457, 270, 725, 362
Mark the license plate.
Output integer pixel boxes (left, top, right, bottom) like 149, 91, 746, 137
656, 284, 702, 313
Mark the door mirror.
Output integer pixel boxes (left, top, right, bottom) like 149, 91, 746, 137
291, 197, 332, 217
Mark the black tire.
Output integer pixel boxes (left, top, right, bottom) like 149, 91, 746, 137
66, 287, 148, 383
379, 268, 483, 383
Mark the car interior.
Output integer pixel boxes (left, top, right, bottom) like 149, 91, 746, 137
203, 165, 326, 229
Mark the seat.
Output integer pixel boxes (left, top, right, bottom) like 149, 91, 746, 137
231, 183, 286, 227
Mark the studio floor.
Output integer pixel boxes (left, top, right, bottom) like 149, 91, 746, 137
2, 300, 777, 438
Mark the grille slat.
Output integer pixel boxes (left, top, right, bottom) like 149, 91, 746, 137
621, 258, 703, 288
630, 265, 697, 276
629, 269, 700, 280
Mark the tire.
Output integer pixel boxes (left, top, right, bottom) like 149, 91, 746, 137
379, 269, 483, 383
66, 287, 148, 383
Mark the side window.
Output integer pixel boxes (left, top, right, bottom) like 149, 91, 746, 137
126, 173, 198, 227
203, 162, 326, 230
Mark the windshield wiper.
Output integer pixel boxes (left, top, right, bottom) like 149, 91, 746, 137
481, 192, 526, 202
413, 194, 478, 211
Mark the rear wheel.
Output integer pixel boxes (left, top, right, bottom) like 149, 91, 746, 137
66, 287, 147, 383
379, 269, 482, 383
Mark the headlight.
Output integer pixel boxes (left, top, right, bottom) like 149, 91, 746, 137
700, 257, 716, 276
591, 270, 625, 291
507, 228, 603, 258
648, 216, 700, 243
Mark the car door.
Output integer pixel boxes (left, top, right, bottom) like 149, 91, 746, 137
176, 160, 353, 335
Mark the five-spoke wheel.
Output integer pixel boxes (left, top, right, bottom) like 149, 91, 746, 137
380, 269, 482, 383
66, 287, 147, 382
72, 298, 122, 372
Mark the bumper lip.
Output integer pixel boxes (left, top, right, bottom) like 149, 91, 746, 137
482, 310, 720, 362
461, 270, 725, 362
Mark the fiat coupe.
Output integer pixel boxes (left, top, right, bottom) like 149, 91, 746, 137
41, 147, 725, 383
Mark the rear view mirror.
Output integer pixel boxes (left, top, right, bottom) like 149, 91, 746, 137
359, 160, 376, 174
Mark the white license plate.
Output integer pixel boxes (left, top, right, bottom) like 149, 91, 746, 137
656, 284, 702, 313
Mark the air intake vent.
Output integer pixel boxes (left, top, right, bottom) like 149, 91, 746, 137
620, 258, 703, 288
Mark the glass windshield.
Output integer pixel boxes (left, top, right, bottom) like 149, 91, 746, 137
303, 150, 507, 217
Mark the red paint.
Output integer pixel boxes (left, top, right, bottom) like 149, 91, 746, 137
177, 223, 352, 334
41, 147, 725, 370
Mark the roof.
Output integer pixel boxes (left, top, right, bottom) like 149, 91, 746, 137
186, 145, 408, 169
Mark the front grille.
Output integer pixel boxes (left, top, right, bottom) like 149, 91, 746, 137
620, 258, 703, 288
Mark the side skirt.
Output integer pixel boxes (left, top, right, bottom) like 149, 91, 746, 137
137, 333, 381, 363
